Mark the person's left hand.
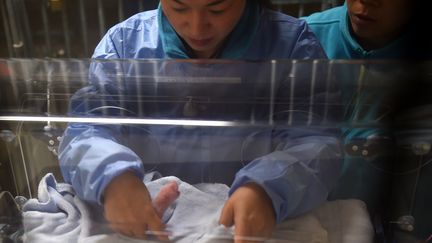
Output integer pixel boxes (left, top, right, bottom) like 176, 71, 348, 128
219, 182, 276, 243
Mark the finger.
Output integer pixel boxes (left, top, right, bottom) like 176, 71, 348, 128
109, 223, 124, 235
235, 216, 263, 243
235, 224, 267, 243
153, 181, 180, 218
234, 219, 249, 241
112, 223, 147, 239
147, 215, 169, 241
130, 224, 149, 240
219, 201, 234, 227
109, 220, 129, 233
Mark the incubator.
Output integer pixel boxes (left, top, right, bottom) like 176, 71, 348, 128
0, 59, 431, 242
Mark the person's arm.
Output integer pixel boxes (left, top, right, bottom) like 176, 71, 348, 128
103, 171, 166, 240
220, 128, 341, 242
233, 128, 341, 218
103, 171, 179, 240
220, 53, 341, 242
220, 182, 276, 242
59, 27, 140, 204
58, 27, 172, 239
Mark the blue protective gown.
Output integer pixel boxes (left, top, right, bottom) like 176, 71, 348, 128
58, 2, 342, 223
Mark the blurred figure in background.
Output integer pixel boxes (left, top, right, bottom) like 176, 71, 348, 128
304, 0, 432, 240
303, 0, 431, 59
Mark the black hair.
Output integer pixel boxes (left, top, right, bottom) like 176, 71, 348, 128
411, 0, 432, 59
257, 0, 275, 9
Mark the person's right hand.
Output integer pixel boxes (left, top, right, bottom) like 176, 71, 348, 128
103, 171, 179, 241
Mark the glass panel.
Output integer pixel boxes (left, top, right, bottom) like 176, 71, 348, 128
0, 59, 431, 242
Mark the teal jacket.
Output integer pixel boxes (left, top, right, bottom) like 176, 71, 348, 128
303, 4, 396, 214
302, 4, 421, 59
303, 4, 432, 238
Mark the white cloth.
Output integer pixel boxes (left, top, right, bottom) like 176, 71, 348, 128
22, 174, 373, 243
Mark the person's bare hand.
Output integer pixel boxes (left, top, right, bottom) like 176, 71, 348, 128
103, 171, 179, 240
219, 183, 276, 243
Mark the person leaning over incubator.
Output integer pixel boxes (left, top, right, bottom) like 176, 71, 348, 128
59, 0, 342, 242
303, 0, 431, 59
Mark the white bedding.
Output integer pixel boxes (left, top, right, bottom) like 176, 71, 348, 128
22, 174, 373, 243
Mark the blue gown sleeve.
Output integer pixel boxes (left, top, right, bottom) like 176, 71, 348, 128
230, 128, 342, 223
58, 30, 145, 204
58, 124, 145, 204
230, 59, 342, 223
